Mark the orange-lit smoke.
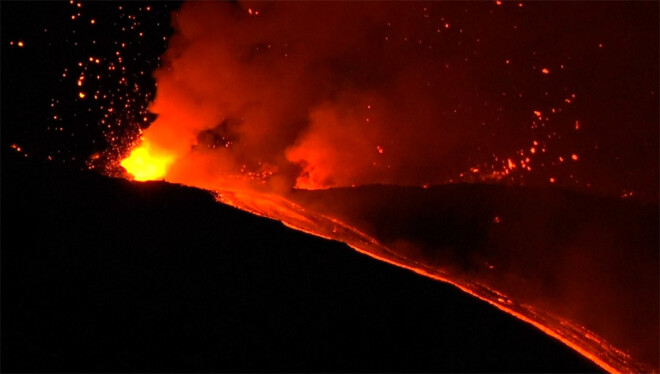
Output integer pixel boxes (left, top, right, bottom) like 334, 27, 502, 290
121, 1, 515, 190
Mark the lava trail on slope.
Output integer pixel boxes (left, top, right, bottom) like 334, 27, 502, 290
210, 184, 658, 373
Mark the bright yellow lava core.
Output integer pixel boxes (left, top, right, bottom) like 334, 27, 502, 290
120, 141, 173, 181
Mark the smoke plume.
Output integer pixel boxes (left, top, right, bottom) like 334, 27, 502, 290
127, 1, 537, 191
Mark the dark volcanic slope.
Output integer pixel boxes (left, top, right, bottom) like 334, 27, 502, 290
2, 153, 601, 372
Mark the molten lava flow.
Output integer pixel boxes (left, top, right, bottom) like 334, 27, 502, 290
210, 186, 657, 374
120, 139, 174, 181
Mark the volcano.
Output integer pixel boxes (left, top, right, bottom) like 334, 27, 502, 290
2, 1, 657, 372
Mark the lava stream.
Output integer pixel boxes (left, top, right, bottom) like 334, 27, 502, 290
208, 186, 655, 374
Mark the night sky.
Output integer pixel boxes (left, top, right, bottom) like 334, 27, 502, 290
2, 1, 177, 169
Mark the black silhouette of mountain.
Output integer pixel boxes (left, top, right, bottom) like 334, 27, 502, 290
2, 151, 602, 372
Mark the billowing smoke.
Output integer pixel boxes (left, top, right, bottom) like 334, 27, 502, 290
121, 1, 659, 202
125, 1, 536, 191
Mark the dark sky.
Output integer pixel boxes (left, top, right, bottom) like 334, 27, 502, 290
2, 1, 178, 168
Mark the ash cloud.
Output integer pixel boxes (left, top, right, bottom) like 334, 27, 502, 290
135, 1, 658, 202
140, 1, 503, 191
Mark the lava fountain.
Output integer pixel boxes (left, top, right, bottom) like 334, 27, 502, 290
119, 1, 659, 373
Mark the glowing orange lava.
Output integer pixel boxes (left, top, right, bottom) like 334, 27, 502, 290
209, 188, 654, 374
120, 139, 174, 181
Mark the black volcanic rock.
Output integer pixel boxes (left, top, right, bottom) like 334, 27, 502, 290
1, 153, 602, 372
